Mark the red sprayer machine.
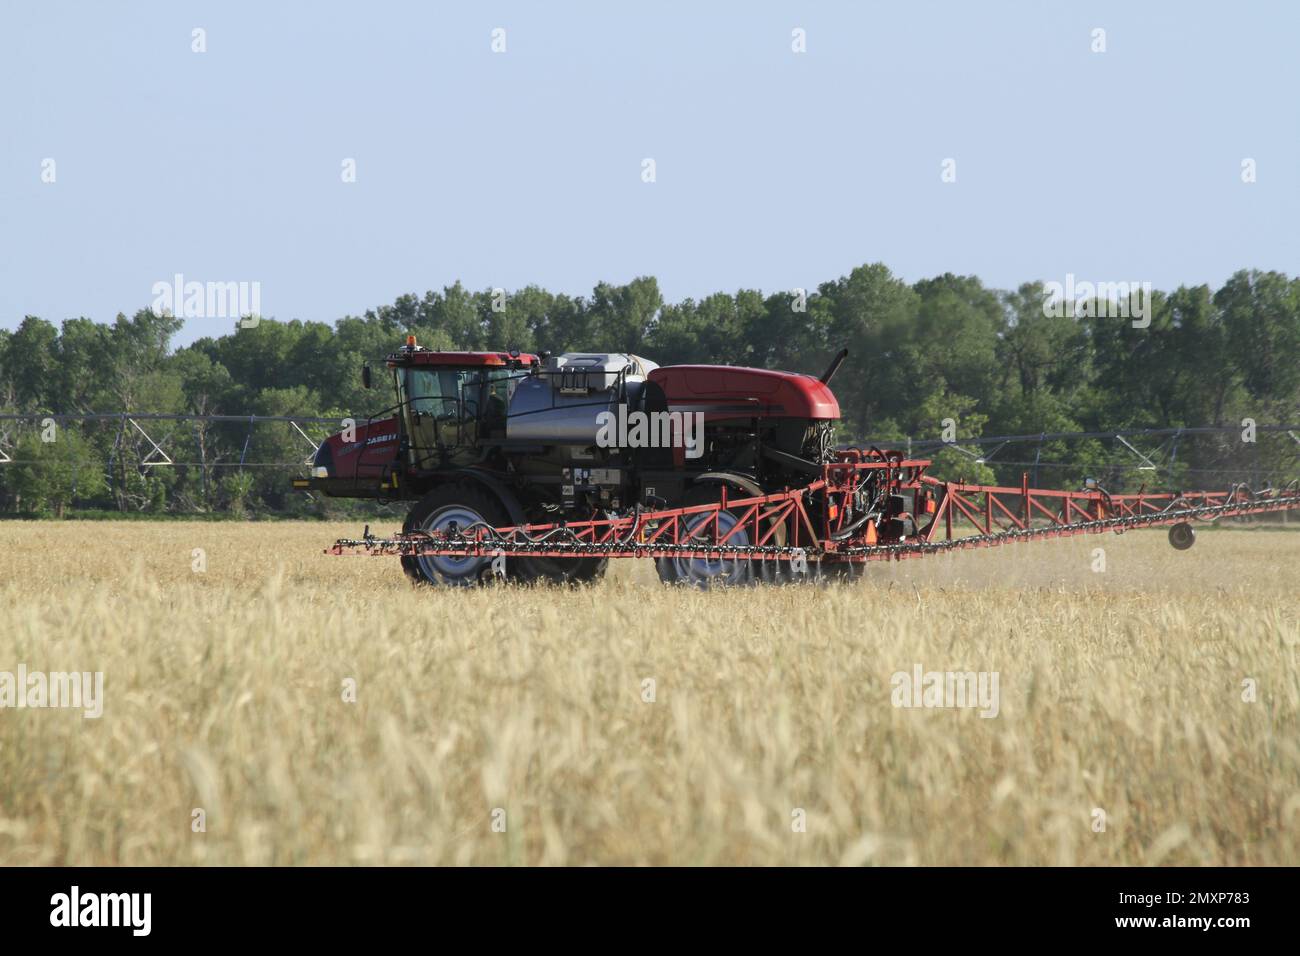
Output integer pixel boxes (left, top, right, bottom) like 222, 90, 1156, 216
294, 340, 1300, 587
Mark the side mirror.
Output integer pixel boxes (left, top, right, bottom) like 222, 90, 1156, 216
361, 365, 372, 389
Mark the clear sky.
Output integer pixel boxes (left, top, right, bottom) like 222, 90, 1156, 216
2, 0, 1297, 345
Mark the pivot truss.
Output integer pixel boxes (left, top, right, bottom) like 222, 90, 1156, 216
328, 452, 1300, 567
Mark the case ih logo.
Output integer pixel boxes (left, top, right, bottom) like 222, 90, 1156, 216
595, 404, 705, 459
365, 432, 397, 446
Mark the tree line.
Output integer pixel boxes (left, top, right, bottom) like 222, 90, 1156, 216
1, 264, 1297, 517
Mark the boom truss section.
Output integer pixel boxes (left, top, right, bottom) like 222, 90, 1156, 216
327, 449, 1300, 568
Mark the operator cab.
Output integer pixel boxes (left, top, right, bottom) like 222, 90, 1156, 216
386, 339, 537, 471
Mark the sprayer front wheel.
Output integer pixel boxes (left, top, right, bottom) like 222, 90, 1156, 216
401, 484, 523, 587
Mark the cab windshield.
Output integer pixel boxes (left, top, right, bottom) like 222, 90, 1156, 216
405, 368, 517, 417
402, 366, 518, 466
407, 368, 479, 420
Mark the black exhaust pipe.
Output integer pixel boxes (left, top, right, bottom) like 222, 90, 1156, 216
819, 348, 848, 385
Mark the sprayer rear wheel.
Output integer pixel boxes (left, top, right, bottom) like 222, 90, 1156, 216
655, 483, 777, 589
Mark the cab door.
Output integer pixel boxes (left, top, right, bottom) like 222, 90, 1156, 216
403, 367, 484, 469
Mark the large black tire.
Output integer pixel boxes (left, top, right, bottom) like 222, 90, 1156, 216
401, 484, 524, 587
655, 483, 777, 589
567, 557, 609, 583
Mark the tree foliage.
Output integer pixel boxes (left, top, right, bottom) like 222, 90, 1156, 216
1, 267, 1297, 516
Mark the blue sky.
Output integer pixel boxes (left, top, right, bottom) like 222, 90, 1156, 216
2, 0, 1297, 345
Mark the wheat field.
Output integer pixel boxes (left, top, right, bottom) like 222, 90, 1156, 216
0, 518, 1297, 866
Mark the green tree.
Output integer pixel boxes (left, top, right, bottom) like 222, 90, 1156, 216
423, 282, 484, 349
586, 276, 662, 353
3, 317, 60, 410
818, 263, 921, 438
1215, 270, 1300, 401
6, 428, 107, 517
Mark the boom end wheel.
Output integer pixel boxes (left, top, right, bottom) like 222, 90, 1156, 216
1168, 522, 1196, 550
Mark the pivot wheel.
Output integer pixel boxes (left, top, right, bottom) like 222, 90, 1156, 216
655, 483, 775, 589
1168, 522, 1196, 551
402, 484, 521, 587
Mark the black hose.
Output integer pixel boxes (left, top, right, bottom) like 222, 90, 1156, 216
829, 512, 873, 541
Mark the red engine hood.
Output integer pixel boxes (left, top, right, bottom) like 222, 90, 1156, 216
321, 415, 400, 479
648, 366, 840, 420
